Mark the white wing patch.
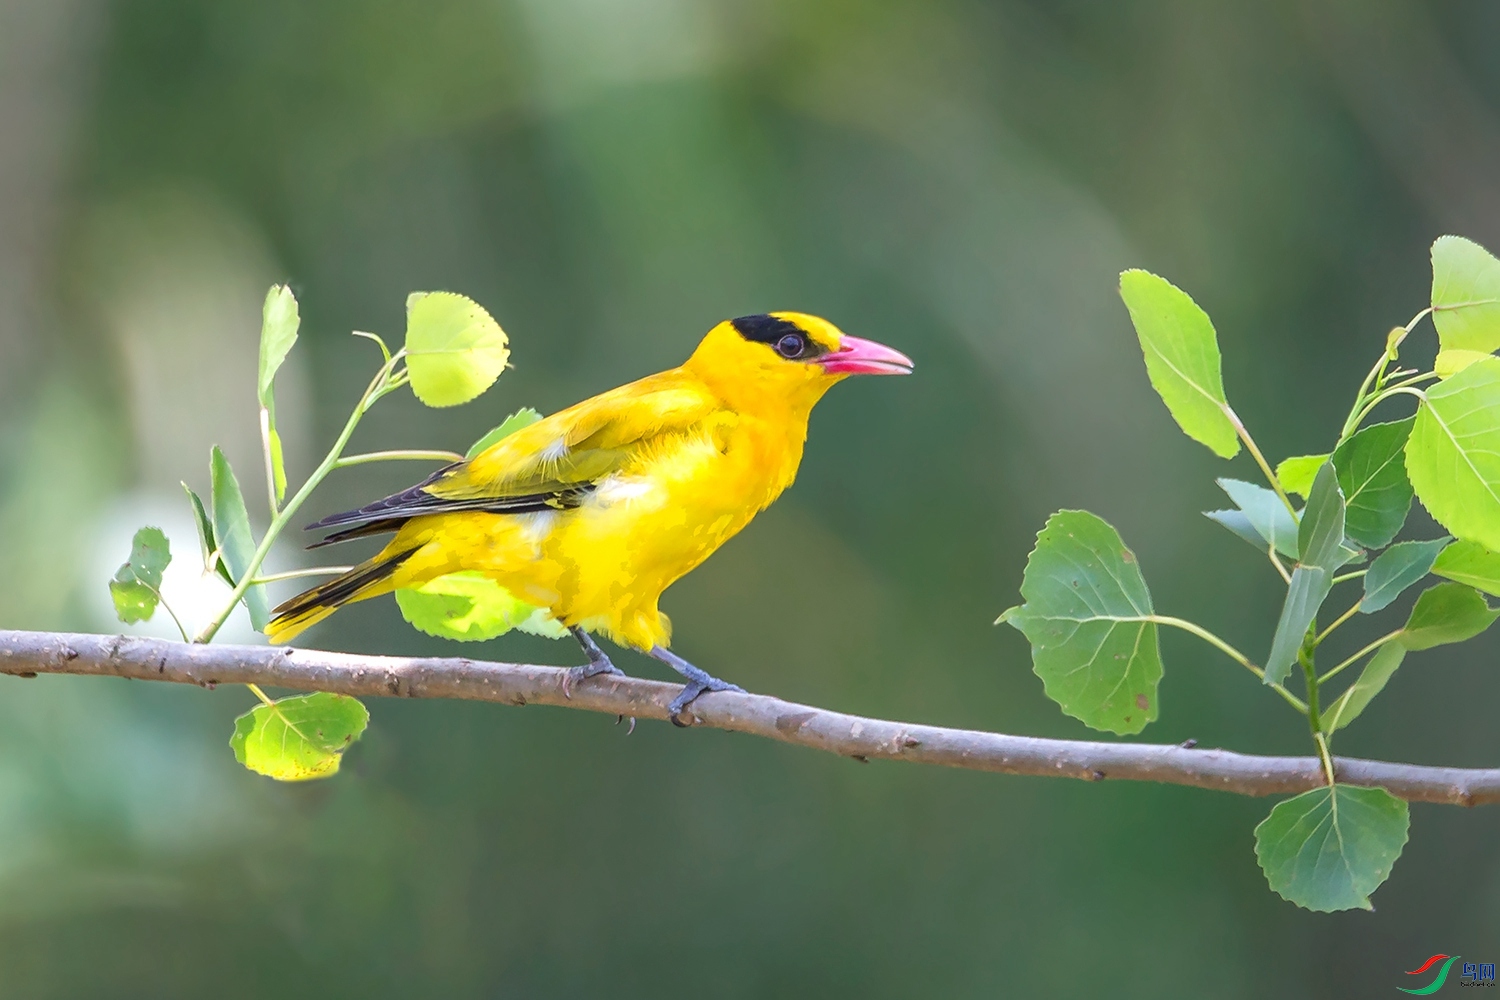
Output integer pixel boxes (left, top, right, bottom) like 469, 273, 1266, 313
592, 475, 662, 507
538, 437, 570, 464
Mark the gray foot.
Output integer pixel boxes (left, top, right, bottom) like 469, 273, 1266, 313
649, 646, 745, 723
564, 626, 624, 697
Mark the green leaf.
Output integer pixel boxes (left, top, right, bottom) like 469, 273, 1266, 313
122, 525, 170, 589
1216, 478, 1299, 559
1332, 418, 1414, 550
1435, 348, 1493, 379
1431, 235, 1500, 354
108, 578, 158, 624
1118, 270, 1240, 459
1398, 581, 1499, 651
466, 407, 543, 460
1204, 509, 1272, 553
1275, 455, 1329, 498
404, 291, 510, 408
1264, 568, 1328, 686
1431, 538, 1500, 597
1264, 465, 1344, 685
182, 482, 234, 586
257, 284, 299, 408
210, 446, 269, 631
108, 526, 172, 624
997, 510, 1161, 735
1254, 784, 1409, 912
1298, 463, 1347, 570
1405, 355, 1500, 552
396, 571, 566, 641
258, 286, 299, 504
1361, 537, 1450, 613
230, 692, 368, 781
1322, 643, 1406, 732
266, 423, 287, 504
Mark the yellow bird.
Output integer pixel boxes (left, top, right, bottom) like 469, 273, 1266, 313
266, 312, 913, 715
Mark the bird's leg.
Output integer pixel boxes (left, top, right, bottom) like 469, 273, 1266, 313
564, 626, 625, 698
648, 646, 745, 723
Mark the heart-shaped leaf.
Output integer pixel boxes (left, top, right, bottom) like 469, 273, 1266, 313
230, 691, 369, 781
1431, 235, 1500, 354
404, 291, 510, 408
998, 510, 1161, 735
1254, 783, 1409, 912
396, 571, 566, 641
1405, 355, 1500, 553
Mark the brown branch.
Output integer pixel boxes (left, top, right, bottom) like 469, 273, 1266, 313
1, 629, 1496, 806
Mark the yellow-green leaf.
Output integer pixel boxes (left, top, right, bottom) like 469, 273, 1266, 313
1431, 235, 1500, 354
1405, 356, 1500, 553
1275, 454, 1328, 498
404, 291, 510, 407
396, 571, 566, 641
1435, 348, 1493, 379
108, 526, 171, 624
466, 407, 543, 460
230, 692, 368, 781
1118, 270, 1240, 459
1431, 538, 1500, 597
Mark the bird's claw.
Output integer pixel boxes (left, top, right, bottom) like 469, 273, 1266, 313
666, 675, 745, 724
562, 657, 624, 699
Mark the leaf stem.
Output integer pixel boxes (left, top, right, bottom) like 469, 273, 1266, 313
1268, 548, 1292, 585
248, 566, 354, 585
1313, 732, 1336, 786
1299, 639, 1323, 735
1314, 601, 1361, 645
1223, 406, 1297, 518
147, 587, 190, 643
259, 407, 279, 520
1340, 349, 1397, 442
1344, 382, 1431, 437
334, 449, 463, 468
1331, 569, 1367, 585
247, 682, 276, 707
193, 351, 403, 643
1147, 615, 1308, 713
1316, 629, 1405, 686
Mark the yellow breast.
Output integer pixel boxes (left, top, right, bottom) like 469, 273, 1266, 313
390, 408, 808, 650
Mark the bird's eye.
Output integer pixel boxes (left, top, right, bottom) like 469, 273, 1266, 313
775, 333, 806, 359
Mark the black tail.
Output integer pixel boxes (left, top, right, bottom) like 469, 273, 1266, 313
265, 546, 419, 643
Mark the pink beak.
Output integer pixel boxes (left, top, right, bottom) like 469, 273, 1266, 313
815, 335, 914, 376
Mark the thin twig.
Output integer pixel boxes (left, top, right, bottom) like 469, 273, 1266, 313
1, 630, 1494, 806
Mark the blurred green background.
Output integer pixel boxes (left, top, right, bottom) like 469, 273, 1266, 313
2, 0, 1499, 995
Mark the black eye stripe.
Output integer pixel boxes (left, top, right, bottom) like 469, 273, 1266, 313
730, 314, 829, 360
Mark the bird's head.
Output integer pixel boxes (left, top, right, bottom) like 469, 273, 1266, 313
686, 312, 912, 414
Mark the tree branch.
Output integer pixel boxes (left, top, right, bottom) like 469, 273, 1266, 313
2, 629, 1496, 806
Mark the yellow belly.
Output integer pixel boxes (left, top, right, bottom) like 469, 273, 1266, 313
386, 420, 799, 650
